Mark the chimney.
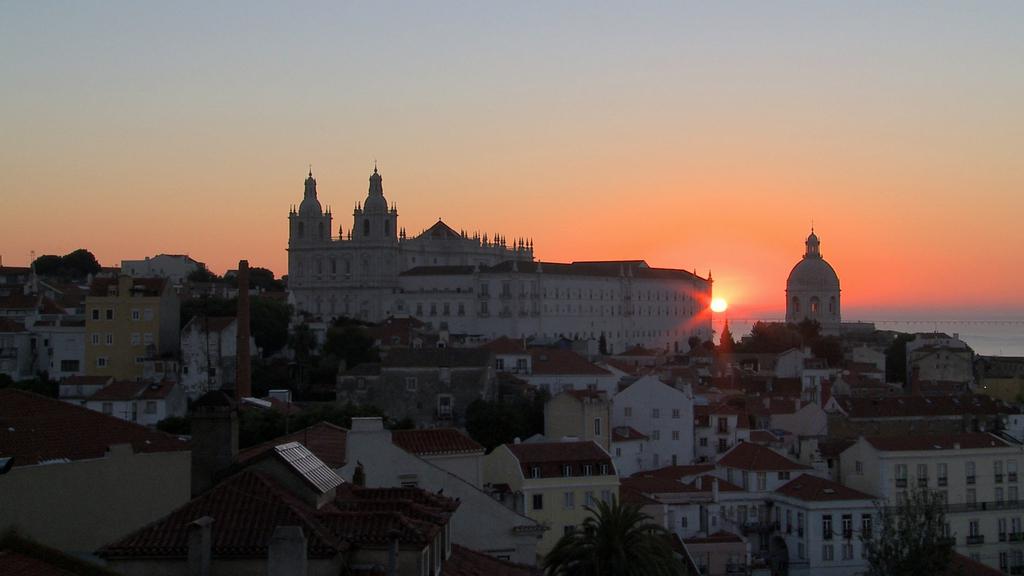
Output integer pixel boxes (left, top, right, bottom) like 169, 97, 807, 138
190, 392, 239, 496
236, 260, 251, 399
187, 516, 214, 576
268, 526, 308, 576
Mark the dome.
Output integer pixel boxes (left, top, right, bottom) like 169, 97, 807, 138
787, 257, 840, 290
298, 171, 323, 216
363, 166, 389, 212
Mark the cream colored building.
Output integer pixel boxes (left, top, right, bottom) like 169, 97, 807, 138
84, 275, 179, 380
544, 389, 612, 451
840, 433, 1024, 571
484, 440, 619, 557
0, 389, 191, 555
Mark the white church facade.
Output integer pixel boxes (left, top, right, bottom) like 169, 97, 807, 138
287, 168, 713, 353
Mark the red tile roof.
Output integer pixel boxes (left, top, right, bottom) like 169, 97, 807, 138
683, 530, 743, 544
717, 442, 810, 472
635, 464, 715, 480
529, 348, 611, 376
99, 469, 461, 560
0, 318, 27, 332
507, 441, 614, 478
865, 433, 1010, 452
618, 346, 662, 357
563, 389, 609, 401
391, 428, 484, 456
237, 422, 348, 469
481, 336, 528, 354
833, 395, 1015, 419
612, 426, 648, 442
60, 375, 112, 387
0, 551, 80, 576
775, 473, 875, 501
0, 389, 188, 467
443, 545, 542, 576
621, 475, 693, 494
749, 430, 781, 444
949, 553, 1004, 576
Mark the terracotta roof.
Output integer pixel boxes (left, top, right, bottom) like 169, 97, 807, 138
636, 464, 715, 480
620, 485, 662, 506
683, 530, 743, 544
0, 318, 27, 332
391, 428, 484, 456
834, 395, 1014, 418
601, 358, 642, 375
99, 469, 460, 560
612, 426, 648, 442
88, 277, 167, 297
618, 346, 661, 357
506, 441, 614, 478
717, 442, 810, 472
0, 294, 38, 310
529, 348, 611, 376
563, 389, 609, 402
184, 316, 236, 333
382, 348, 491, 369
775, 473, 875, 501
60, 375, 112, 387
0, 550, 81, 576
480, 336, 527, 354
237, 422, 348, 469
0, 533, 121, 576
949, 553, 1004, 576
621, 475, 693, 494
864, 433, 1011, 452
749, 430, 781, 444
443, 545, 542, 576
0, 389, 188, 467
87, 380, 146, 402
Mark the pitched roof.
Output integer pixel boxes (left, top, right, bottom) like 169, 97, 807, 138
272, 442, 345, 494
237, 422, 348, 469
864, 433, 1011, 452
749, 430, 781, 444
621, 475, 694, 494
0, 389, 188, 467
480, 336, 527, 354
184, 316, 236, 333
0, 551, 80, 576
391, 428, 484, 456
635, 464, 715, 480
775, 473, 875, 501
0, 533, 120, 576
443, 545, 542, 576
529, 348, 610, 376
612, 426, 648, 442
833, 395, 1015, 418
506, 441, 614, 478
717, 441, 810, 471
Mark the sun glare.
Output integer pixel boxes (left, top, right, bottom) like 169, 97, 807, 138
710, 297, 728, 313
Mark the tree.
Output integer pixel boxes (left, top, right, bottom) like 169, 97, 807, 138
187, 265, 220, 283
544, 498, 686, 576
248, 267, 284, 292
323, 323, 378, 369
687, 336, 702, 352
885, 333, 915, 384
251, 297, 291, 356
32, 249, 101, 280
598, 333, 609, 355
719, 320, 735, 354
465, 390, 548, 451
862, 488, 955, 576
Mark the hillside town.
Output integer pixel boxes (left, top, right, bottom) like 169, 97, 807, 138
1, 170, 1022, 576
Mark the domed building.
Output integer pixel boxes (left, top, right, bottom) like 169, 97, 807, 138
785, 229, 840, 333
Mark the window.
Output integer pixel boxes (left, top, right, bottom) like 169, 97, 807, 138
757, 472, 767, 491
672, 408, 680, 419
938, 462, 948, 486
532, 494, 543, 510
530, 466, 540, 479
778, 471, 791, 481
996, 460, 1005, 483
96, 357, 107, 368
842, 543, 853, 560
563, 491, 575, 509
672, 430, 680, 441
582, 464, 593, 476
60, 359, 79, 372
855, 460, 864, 474
562, 464, 572, 477
798, 542, 805, 560
585, 491, 595, 506
652, 408, 660, 419
917, 463, 928, 487
130, 333, 140, 345
105, 333, 113, 345
143, 308, 154, 321
624, 406, 632, 417
102, 402, 113, 415
91, 308, 99, 321
718, 438, 728, 453
823, 515, 833, 540
563, 525, 575, 536
998, 487, 1006, 504
967, 489, 977, 507
842, 514, 852, 539
131, 309, 140, 321
593, 418, 602, 437
652, 430, 661, 441
1011, 486, 1019, 503
823, 544, 834, 561
862, 514, 873, 540
144, 401, 156, 414
967, 461, 976, 484
717, 417, 728, 433
895, 464, 907, 488
91, 333, 100, 345
1010, 460, 1019, 482
699, 437, 708, 447
105, 308, 114, 320
601, 489, 612, 502
1000, 518, 1008, 541
405, 377, 417, 392
599, 464, 609, 475
143, 333, 154, 345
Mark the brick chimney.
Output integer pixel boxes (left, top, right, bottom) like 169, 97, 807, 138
236, 260, 251, 399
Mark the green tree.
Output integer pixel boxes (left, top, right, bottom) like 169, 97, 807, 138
862, 489, 956, 576
885, 332, 915, 383
544, 499, 686, 576
323, 323, 379, 369
32, 249, 101, 280
249, 267, 284, 292
718, 320, 735, 354
187, 265, 220, 283
465, 391, 548, 451
687, 336, 702, 352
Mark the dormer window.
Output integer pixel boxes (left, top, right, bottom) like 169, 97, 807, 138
583, 464, 593, 476
562, 464, 573, 477
530, 466, 540, 479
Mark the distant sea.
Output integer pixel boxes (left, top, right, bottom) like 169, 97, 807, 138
714, 315, 1024, 357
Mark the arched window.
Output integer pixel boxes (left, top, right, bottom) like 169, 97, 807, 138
791, 296, 800, 314
318, 221, 324, 239
344, 258, 352, 274
363, 219, 370, 237
810, 297, 820, 314
384, 219, 390, 236
297, 221, 305, 239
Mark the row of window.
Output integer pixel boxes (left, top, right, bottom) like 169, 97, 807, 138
531, 489, 614, 511
528, 463, 611, 479
890, 459, 1020, 488
621, 407, 684, 419
89, 307, 155, 321
90, 333, 154, 346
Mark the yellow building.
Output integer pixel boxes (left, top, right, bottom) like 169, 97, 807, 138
544, 389, 612, 451
484, 440, 619, 557
85, 276, 179, 380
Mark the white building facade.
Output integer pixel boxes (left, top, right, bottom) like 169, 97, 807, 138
613, 376, 695, 470
287, 169, 712, 353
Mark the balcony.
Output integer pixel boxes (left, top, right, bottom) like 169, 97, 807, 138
967, 475, 976, 485
966, 535, 985, 546
843, 530, 854, 540
1010, 533, 1023, 542
895, 478, 908, 488
917, 478, 928, 488
938, 477, 948, 487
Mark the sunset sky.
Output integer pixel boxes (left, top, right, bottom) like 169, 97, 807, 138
2, 2, 1022, 320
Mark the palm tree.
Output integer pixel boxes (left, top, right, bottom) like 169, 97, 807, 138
543, 498, 687, 576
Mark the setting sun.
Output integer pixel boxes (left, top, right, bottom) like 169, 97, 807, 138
710, 297, 728, 313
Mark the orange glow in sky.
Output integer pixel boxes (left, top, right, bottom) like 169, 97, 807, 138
1, 3, 1022, 320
